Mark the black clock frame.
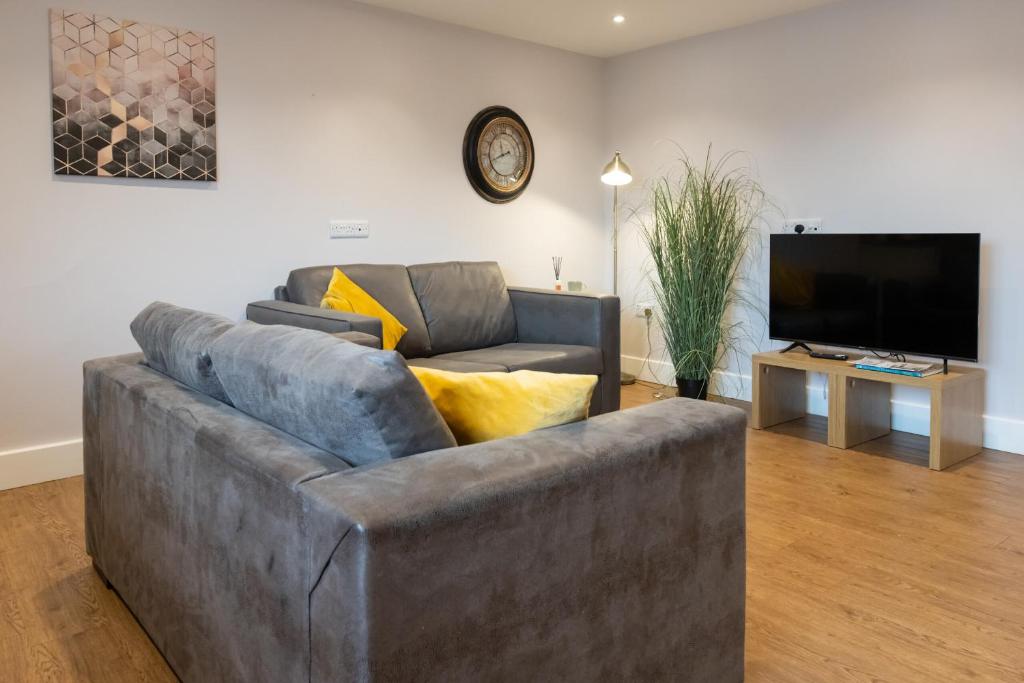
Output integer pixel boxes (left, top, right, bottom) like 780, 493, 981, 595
462, 105, 535, 204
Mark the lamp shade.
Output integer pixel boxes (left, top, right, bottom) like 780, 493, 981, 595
601, 151, 633, 186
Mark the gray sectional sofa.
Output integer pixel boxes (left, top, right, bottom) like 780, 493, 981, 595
246, 261, 621, 414
84, 302, 747, 682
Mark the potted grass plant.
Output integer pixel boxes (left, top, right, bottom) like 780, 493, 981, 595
642, 149, 764, 400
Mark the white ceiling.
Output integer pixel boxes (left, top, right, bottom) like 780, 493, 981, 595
353, 0, 839, 58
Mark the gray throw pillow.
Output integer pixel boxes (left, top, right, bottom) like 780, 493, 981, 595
130, 302, 234, 403
209, 323, 457, 466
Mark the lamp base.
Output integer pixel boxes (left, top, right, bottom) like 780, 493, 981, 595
620, 371, 637, 386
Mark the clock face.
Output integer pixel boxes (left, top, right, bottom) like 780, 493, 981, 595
478, 118, 530, 192
463, 107, 534, 203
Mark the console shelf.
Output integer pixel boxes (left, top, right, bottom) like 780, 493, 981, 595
751, 351, 985, 470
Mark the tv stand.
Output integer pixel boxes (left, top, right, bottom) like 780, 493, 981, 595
751, 350, 984, 470
780, 341, 813, 354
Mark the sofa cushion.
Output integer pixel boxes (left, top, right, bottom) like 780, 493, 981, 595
430, 343, 603, 376
406, 357, 508, 373
284, 266, 334, 307
210, 323, 457, 466
130, 302, 234, 403
286, 264, 431, 357
409, 367, 597, 445
407, 261, 516, 354
321, 268, 408, 350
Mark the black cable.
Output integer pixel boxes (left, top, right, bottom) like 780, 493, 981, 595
636, 310, 672, 399
868, 349, 906, 363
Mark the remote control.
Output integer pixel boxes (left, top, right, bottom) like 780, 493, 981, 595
810, 352, 849, 361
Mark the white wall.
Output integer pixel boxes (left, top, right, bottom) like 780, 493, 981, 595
606, 0, 1024, 452
0, 0, 609, 487
6, 0, 1023, 488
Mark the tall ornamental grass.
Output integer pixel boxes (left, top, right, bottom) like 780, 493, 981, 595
643, 150, 763, 384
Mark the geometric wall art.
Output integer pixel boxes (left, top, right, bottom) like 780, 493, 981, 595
49, 9, 216, 180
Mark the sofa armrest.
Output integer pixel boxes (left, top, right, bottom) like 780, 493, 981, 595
302, 398, 746, 682
508, 287, 620, 412
246, 300, 383, 338
330, 331, 382, 349
507, 287, 618, 347
83, 353, 351, 682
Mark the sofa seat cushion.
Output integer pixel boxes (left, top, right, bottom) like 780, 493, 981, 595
407, 261, 516, 354
405, 357, 507, 373
429, 343, 604, 376
210, 323, 457, 467
130, 302, 234, 403
286, 264, 431, 358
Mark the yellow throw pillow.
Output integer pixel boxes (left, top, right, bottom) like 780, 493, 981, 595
320, 267, 408, 350
409, 367, 598, 445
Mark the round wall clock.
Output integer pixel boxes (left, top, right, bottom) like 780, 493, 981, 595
462, 106, 535, 203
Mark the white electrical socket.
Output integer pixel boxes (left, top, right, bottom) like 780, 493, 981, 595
329, 220, 369, 239
783, 218, 823, 234
634, 302, 656, 318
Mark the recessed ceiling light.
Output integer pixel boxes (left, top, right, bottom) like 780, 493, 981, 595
612, 14, 625, 24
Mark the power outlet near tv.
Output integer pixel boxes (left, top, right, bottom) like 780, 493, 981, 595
783, 218, 822, 234
634, 302, 656, 318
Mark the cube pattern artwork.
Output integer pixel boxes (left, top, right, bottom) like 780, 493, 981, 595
50, 9, 216, 181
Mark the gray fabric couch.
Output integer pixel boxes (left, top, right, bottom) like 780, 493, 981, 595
84, 309, 746, 682
246, 261, 621, 414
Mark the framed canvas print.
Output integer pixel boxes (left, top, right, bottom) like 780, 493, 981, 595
50, 9, 216, 180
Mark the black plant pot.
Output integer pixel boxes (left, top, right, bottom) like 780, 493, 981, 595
676, 376, 709, 400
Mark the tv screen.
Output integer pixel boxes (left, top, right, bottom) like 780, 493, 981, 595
769, 233, 980, 361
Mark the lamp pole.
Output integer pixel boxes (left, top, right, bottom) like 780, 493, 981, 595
613, 184, 619, 296
601, 151, 634, 385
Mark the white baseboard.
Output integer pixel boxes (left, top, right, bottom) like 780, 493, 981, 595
0, 439, 83, 491
983, 414, 1024, 455
622, 354, 1024, 456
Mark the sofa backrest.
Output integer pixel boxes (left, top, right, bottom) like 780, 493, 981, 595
286, 264, 432, 357
407, 261, 517, 355
210, 322, 457, 466
130, 302, 235, 403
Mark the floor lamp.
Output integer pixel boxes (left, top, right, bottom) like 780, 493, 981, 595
601, 151, 636, 386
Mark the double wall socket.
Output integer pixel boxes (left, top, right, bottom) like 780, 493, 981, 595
783, 218, 823, 234
634, 302, 656, 318
329, 220, 369, 239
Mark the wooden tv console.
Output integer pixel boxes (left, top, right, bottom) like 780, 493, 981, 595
751, 350, 985, 470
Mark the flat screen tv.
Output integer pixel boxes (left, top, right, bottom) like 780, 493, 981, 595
769, 233, 980, 362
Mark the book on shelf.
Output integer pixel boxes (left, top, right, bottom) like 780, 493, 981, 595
847, 357, 942, 378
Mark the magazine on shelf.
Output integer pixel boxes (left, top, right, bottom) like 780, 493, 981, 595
847, 357, 942, 378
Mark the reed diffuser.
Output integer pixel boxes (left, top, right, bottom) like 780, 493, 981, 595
552, 257, 564, 291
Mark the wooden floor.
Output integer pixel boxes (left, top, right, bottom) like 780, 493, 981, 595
0, 477, 175, 682
2, 382, 1023, 681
